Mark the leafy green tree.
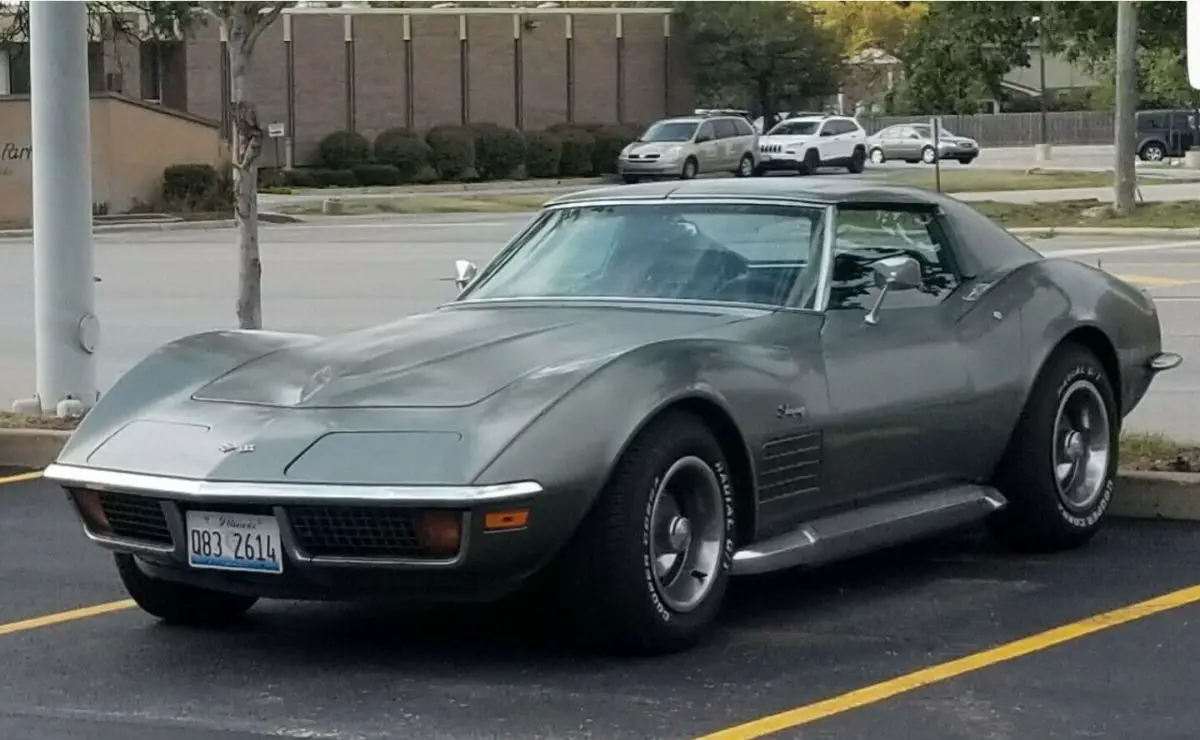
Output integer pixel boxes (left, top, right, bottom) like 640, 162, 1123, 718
677, 1, 843, 128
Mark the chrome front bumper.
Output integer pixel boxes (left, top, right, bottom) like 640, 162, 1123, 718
43, 463, 545, 572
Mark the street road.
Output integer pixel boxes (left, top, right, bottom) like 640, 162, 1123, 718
0, 213, 1197, 440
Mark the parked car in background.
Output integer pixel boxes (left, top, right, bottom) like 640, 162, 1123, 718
752, 111, 830, 134
866, 123, 980, 165
618, 115, 759, 183
755, 115, 868, 175
1136, 108, 1199, 161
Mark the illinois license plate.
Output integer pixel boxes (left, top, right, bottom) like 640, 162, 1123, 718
185, 510, 283, 574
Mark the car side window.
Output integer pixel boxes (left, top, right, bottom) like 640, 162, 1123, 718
712, 119, 738, 139
733, 118, 755, 137
697, 122, 715, 141
826, 207, 961, 312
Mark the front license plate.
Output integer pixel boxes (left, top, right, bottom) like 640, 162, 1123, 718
185, 510, 283, 574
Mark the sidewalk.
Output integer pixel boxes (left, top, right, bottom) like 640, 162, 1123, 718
951, 181, 1200, 205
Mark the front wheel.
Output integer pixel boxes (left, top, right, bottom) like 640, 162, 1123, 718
554, 410, 737, 655
869, 148, 886, 165
847, 147, 866, 174
988, 343, 1118, 552
115, 553, 259, 626
1139, 142, 1166, 162
680, 157, 699, 180
734, 154, 755, 177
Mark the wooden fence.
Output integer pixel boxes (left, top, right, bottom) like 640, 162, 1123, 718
856, 111, 1115, 147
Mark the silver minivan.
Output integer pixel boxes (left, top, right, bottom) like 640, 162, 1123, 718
617, 115, 759, 183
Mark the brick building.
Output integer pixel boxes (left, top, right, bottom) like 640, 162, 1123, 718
0, 4, 694, 169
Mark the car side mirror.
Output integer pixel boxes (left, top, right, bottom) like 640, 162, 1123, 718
454, 259, 478, 290
864, 255, 922, 325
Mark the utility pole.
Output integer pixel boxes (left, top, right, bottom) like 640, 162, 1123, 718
1035, 2, 1051, 161
12, 1, 98, 419
1113, 0, 1138, 216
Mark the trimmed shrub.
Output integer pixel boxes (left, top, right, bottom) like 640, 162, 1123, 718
373, 127, 434, 182
162, 163, 223, 211
524, 131, 562, 178
553, 128, 596, 176
316, 130, 372, 170
350, 163, 402, 187
302, 168, 359, 188
473, 123, 527, 180
591, 123, 642, 174
425, 124, 477, 181
282, 168, 319, 188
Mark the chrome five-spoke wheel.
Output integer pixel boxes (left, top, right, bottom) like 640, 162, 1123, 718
648, 456, 725, 613
1052, 379, 1111, 512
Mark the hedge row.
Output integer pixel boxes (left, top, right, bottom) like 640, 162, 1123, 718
161, 121, 648, 205
276, 121, 647, 189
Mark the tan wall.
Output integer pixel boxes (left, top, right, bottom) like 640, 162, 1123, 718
0, 93, 225, 225
182, 9, 693, 167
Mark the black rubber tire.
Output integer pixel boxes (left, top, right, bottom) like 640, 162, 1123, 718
554, 410, 737, 655
957, 157, 976, 165
1139, 142, 1165, 162
847, 147, 866, 174
622, 174, 640, 184
115, 553, 259, 626
988, 343, 1119, 552
680, 157, 699, 180
797, 149, 820, 176
921, 146, 936, 164
869, 147, 886, 165
734, 154, 755, 177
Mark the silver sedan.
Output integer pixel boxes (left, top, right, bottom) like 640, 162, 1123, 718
866, 123, 981, 165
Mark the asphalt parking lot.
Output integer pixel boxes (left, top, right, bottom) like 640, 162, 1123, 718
3, 470, 1200, 740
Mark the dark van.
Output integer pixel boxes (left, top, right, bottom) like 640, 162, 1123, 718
1136, 108, 1199, 161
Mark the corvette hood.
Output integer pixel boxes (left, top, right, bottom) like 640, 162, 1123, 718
192, 304, 743, 409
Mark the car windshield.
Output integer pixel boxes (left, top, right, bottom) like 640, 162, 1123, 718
767, 120, 820, 136
639, 121, 699, 143
459, 202, 828, 308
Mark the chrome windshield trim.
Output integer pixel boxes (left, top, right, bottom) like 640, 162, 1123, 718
43, 463, 544, 505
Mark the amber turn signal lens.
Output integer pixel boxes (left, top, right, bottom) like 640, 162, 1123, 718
72, 489, 111, 532
484, 509, 529, 531
417, 510, 462, 556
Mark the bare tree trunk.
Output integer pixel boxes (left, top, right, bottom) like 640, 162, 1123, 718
227, 9, 263, 330
1113, 0, 1138, 216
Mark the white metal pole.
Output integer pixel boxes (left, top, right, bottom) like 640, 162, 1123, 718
29, 0, 98, 416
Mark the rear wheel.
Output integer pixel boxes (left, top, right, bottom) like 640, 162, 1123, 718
115, 553, 258, 626
555, 410, 737, 655
988, 343, 1118, 552
921, 146, 937, 164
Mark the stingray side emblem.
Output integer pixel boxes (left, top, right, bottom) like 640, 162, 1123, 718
219, 442, 256, 454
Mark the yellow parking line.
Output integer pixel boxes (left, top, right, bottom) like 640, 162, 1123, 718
696, 583, 1200, 740
0, 600, 136, 637
0, 471, 43, 485
1112, 274, 1195, 287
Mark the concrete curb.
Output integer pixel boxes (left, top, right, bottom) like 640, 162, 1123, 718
1010, 226, 1200, 238
0, 212, 304, 240
0, 429, 71, 470
1110, 471, 1200, 521
2, 428, 1198, 522
278, 177, 612, 198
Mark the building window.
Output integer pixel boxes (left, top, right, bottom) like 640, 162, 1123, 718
141, 40, 164, 103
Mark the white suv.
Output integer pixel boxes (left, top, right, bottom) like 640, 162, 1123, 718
754, 115, 868, 175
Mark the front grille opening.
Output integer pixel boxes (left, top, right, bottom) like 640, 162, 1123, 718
287, 505, 458, 560
89, 490, 173, 545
